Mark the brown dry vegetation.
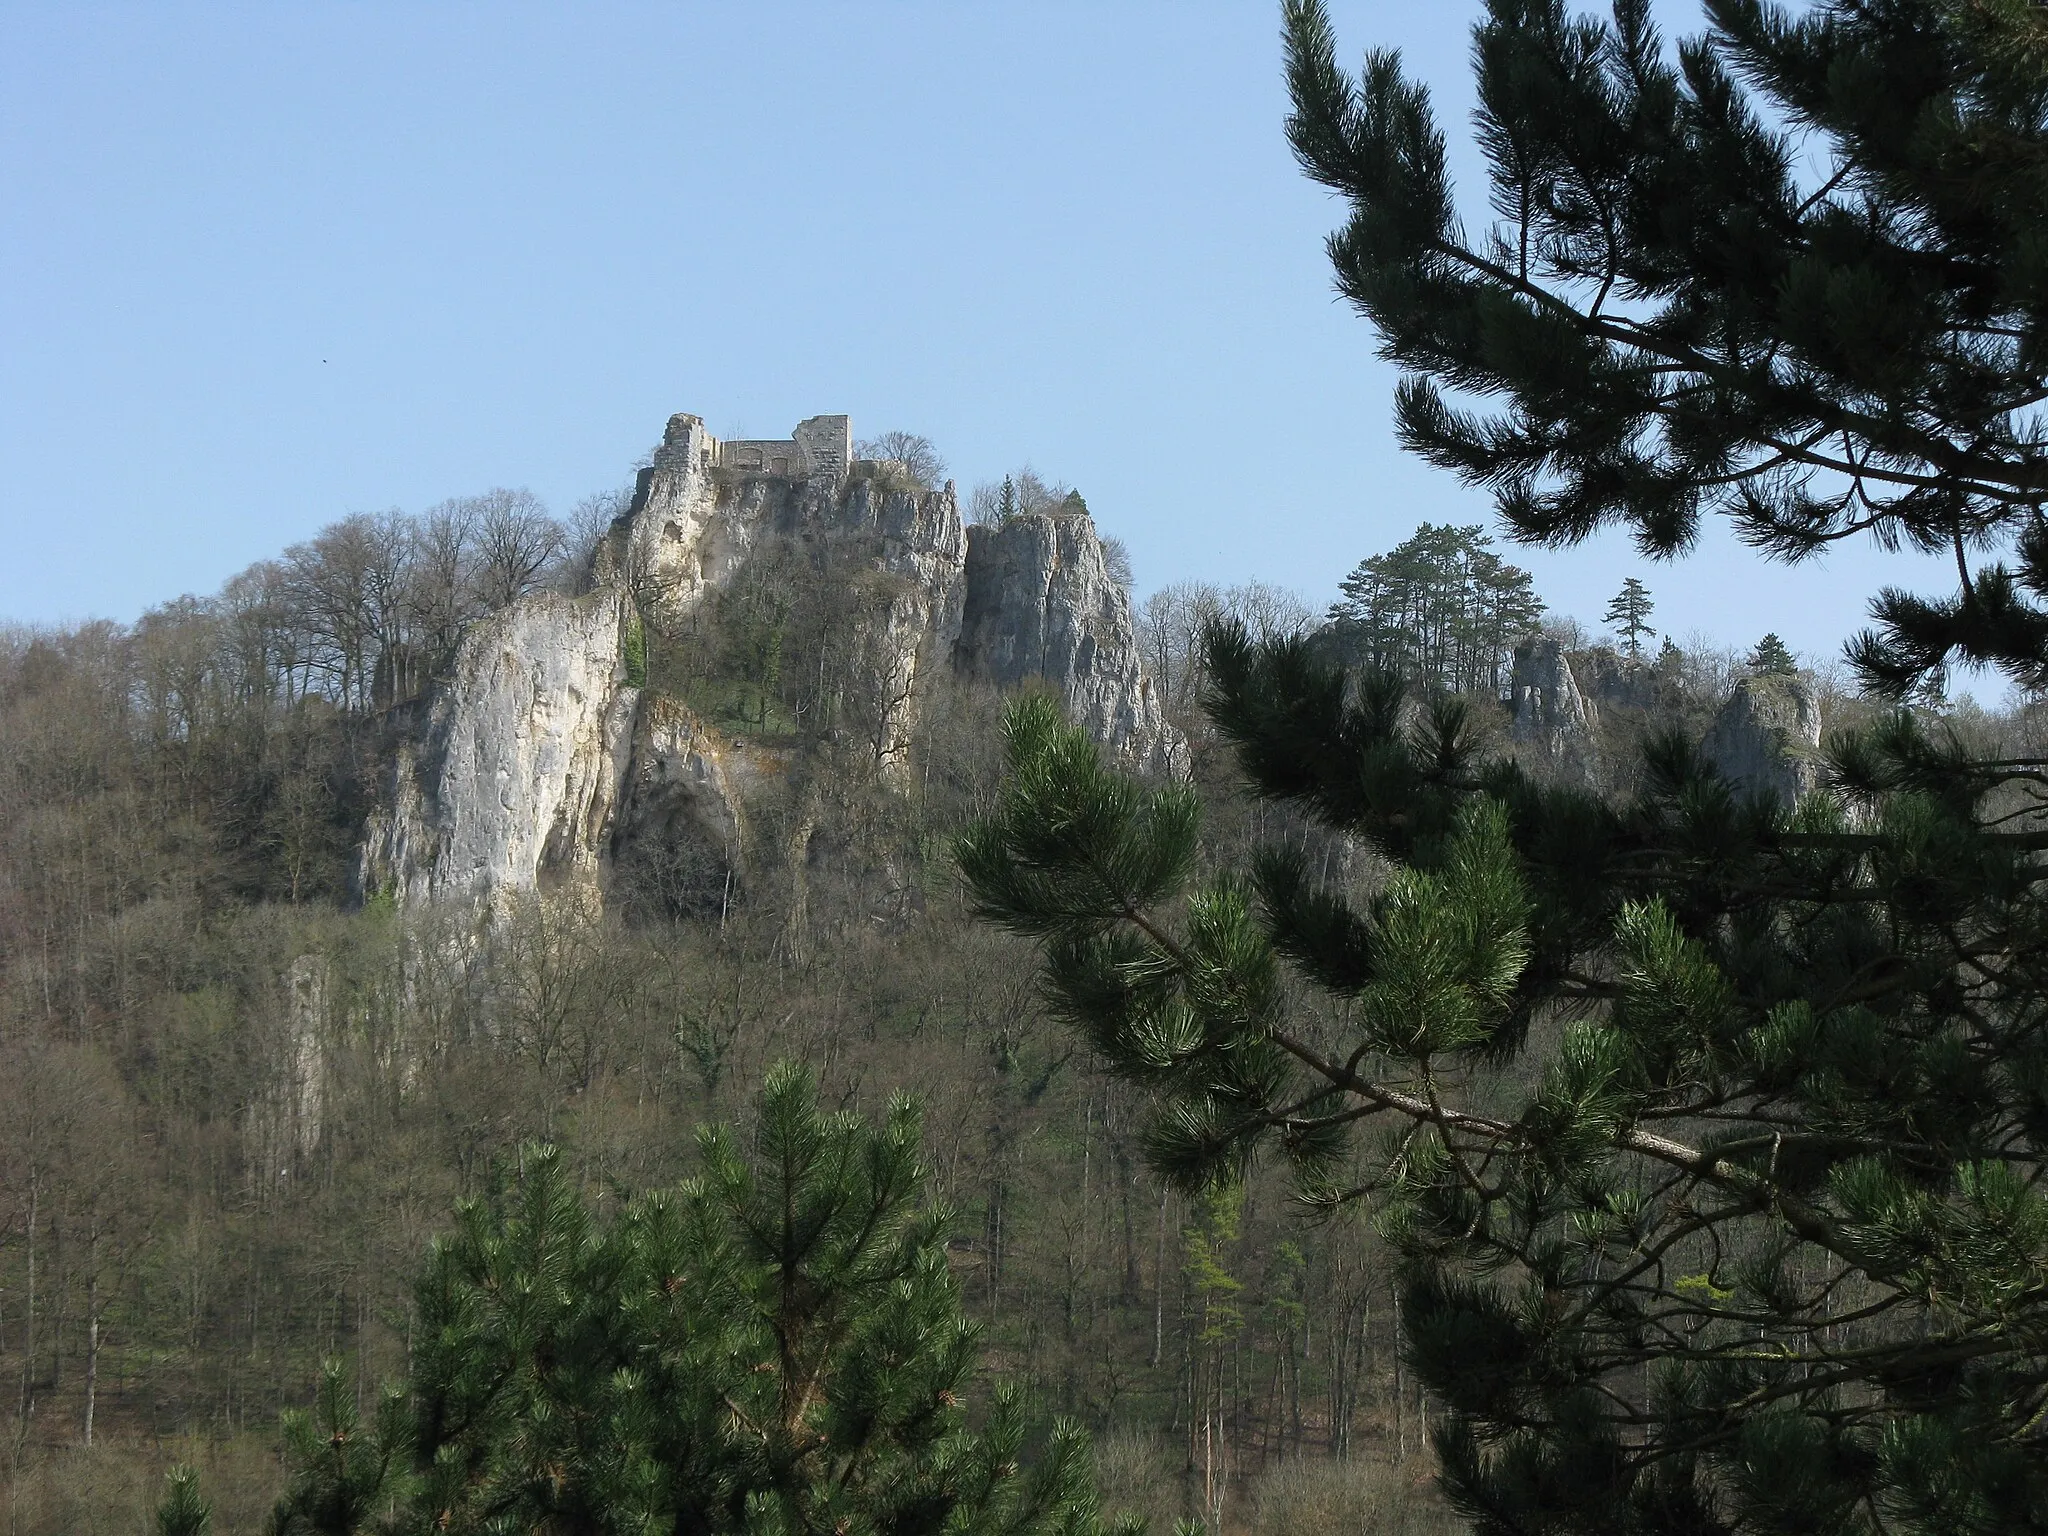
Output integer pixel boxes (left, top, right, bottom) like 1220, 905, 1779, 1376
0, 579, 1465, 1534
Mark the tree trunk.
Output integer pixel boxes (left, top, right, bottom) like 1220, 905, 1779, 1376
17, 1179, 37, 1433
84, 1309, 99, 1448
1151, 1188, 1167, 1368
1392, 1284, 1405, 1462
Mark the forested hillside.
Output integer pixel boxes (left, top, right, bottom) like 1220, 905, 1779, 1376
17, 0, 2048, 1529
8, 440, 2042, 1536
1, 474, 1522, 1532
12, 456, 2047, 1536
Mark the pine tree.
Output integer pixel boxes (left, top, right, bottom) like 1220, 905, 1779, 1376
1603, 577, 1656, 660
1281, 0, 2048, 698
153, 1467, 211, 1536
1748, 632, 1797, 675
1329, 523, 1545, 695
958, 3, 2048, 1528
258, 1064, 1131, 1536
268, 1359, 411, 1536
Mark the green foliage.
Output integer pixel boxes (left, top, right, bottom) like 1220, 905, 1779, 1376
153, 1467, 210, 1536
714, 563, 793, 733
1327, 522, 1545, 695
1747, 632, 1797, 675
961, 663, 2048, 1530
967, 2, 2048, 1481
1182, 1186, 1245, 1348
1603, 578, 1656, 661
256, 1064, 1131, 1536
622, 607, 647, 689
1283, 0, 2048, 698
269, 1358, 410, 1535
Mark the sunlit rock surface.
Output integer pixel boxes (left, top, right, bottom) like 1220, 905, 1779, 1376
1704, 674, 1824, 805
360, 412, 1181, 911
357, 590, 634, 906
957, 509, 1185, 779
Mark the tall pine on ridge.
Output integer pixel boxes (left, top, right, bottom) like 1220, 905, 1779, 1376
961, 2, 2048, 1531
1604, 577, 1657, 660
1328, 522, 1546, 696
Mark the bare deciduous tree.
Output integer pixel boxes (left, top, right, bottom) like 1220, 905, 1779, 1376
967, 468, 1080, 526
560, 484, 636, 595
1102, 536, 1134, 592
407, 499, 482, 670
1139, 580, 1310, 726
854, 431, 947, 489
466, 488, 565, 612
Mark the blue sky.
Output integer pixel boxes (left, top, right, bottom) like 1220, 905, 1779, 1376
0, 1, 1950, 667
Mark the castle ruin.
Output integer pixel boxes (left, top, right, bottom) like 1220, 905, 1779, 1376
650, 413, 852, 481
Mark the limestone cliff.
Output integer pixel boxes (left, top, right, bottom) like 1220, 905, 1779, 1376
357, 589, 637, 906
957, 509, 1185, 778
1511, 637, 1596, 752
1511, 639, 1823, 804
360, 411, 1178, 913
1704, 674, 1824, 805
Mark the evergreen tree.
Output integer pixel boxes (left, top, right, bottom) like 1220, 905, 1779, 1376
959, 2, 2048, 1529
1603, 577, 1656, 660
259, 1064, 1129, 1536
1329, 523, 1545, 694
1281, 0, 2048, 698
1748, 632, 1798, 675
268, 1360, 411, 1536
153, 1467, 211, 1536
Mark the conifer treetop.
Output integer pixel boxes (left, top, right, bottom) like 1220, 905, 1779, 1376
1748, 630, 1798, 673
1284, 0, 2048, 694
1604, 575, 1657, 659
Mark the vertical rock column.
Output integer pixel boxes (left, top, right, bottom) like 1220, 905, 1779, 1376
956, 509, 1185, 777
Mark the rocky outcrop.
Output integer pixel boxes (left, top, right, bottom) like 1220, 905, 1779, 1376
1573, 648, 1663, 716
818, 465, 967, 774
957, 510, 1185, 777
1704, 674, 1823, 805
608, 694, 783, 919
605, 414, 777, 631
357, 590, 636, 906
1511, 637, 1595, 752
359, 410, 1183, 915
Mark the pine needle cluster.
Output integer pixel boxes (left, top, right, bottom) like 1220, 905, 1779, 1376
1284, 0, 2048, 699
961, 655, 2048, 1531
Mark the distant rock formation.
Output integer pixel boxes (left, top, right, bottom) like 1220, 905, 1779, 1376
358, 411, 1183, 913
1704, 674, 1824, 805
1510, 637, 1595, 753
1572, 647, 1665, 716
1511, 638, 1824, 805
957, 509, 1185, 778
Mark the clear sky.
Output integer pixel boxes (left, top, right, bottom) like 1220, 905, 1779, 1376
0, 0, 1951, 668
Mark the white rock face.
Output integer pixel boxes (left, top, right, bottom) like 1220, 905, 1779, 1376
809, 467, 967, 774
608, 414, 772, 630
361, 411, 1184, 912
957, 510, 1186, 777
358, 590, 635, 906
1704, 674, 1824, 805
1511, 637, 1596, 751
